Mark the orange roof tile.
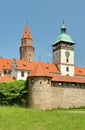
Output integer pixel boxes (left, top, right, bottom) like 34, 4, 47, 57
22, 25, 32, 39
0, 58, 36, 72
52, 75, 85, 83
16, 61, 60, 74
0, 65, 3, 72
0, 76, 15, 82
44, 63, 60, 74
0, 58, 13, 71
28, 62, 52, 77
0, 57, 60, 74
75, 67, 85, 76
16, 60, 36, 71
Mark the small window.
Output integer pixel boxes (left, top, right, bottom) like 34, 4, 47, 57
40, 81, 42, 84
66, 58, 69, 63
8, 70, 11, 75
46, 67, 49, 69
52, 82, 56, 86
31, 78, 34, 84
66, 67, 69, 72
21, 71, 24, 77
58, 82, 62, 86
23, 64, 26, 67
72, 83, 76, 87
47, 79, 50, 84
79, 70, 82, 73
4, 70, 7, 75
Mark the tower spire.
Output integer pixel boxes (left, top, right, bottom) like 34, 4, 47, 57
22, 24, 33, 40
61, 21, 66, 34
20, 24, 34, 62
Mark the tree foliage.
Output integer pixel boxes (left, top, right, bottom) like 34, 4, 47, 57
0, 80, 28, 106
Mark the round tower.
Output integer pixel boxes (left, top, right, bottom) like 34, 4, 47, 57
28, 62, 52, 110
20, 24, 34, 62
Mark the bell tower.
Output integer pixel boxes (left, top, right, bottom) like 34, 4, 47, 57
20, 24, 34, 62
52, 22, 75, 76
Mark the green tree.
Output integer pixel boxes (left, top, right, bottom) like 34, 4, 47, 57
0, 80, 28, 107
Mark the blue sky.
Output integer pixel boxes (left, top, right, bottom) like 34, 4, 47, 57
0, 0, 85, 67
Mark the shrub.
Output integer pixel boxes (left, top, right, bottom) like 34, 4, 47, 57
0, 80, 28, 106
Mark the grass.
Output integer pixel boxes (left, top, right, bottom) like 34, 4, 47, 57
0, 106, 85, 130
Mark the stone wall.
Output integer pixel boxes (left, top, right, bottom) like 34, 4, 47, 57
28, 77, 52, 110
20, 46, 34, 62
50, 83, 85, 109
28, 77, 85, 110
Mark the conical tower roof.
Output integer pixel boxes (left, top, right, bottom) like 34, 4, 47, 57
28, 62, 52, 77
22, 24, 32, 40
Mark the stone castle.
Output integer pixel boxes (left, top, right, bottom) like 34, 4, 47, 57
0, 22, 85, 110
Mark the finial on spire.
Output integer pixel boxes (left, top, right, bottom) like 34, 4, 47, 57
26, 20, 28, 25
61, 21, 66, 34
63, 20, 64, 25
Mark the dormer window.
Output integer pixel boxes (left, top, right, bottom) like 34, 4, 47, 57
23, 64, 26, 67
4, 70, 7, 75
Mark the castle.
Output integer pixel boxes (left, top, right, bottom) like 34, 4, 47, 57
0, 22, 85, 110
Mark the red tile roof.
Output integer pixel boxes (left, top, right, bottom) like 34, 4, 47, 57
44, 63, 60, 74
52, 75, 85, 83
0, 65, 3, 72
22, 25, 32, 40
0, 76, 15, 82
16, 60, 36, 71
28, 62, 52, 77
75, 67, 85, 76
0, 58, 85, 82
0, 58, 13, 71
14, 60, 60, 74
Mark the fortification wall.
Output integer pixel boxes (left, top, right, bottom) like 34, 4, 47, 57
50, 83, 85, 109
29, 78, 85, 110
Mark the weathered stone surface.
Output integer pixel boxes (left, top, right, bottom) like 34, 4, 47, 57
28, 77, 85, 110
